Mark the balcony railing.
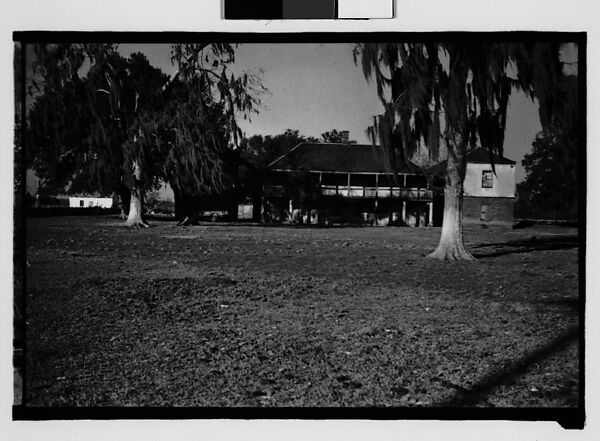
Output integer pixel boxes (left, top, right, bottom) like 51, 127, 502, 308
321, 185, 432, 200
266, 184, 432, 200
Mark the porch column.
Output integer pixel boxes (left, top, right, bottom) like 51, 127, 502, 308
428, 201, 433, 227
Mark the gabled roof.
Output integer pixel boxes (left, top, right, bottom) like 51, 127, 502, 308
267, 143, 515, 176
422, 147, 516, 178
267, 142, 417, 174
465, 147, 516, 165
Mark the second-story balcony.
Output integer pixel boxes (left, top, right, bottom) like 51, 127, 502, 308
264, 170, 433, 201
321, 185, 432, 200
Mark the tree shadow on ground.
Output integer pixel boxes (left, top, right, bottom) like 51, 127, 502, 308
140, 217, 351, 229
471, 235, 579, 258
433, 326, 579, 407
179, 221, 374, 230
533, 297, 579, 311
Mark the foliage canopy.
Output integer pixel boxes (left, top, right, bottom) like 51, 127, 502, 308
26, 43, 265, 207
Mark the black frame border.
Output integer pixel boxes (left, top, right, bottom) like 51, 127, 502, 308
12, 30, 587, 430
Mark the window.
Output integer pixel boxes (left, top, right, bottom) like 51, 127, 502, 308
482, 170, 493, 188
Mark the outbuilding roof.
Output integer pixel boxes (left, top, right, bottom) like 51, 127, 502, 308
465, 147, 516, 165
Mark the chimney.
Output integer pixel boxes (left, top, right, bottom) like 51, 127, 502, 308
341, 130, 349, 144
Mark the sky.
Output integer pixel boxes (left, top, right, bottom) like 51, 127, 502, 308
118, 42, 550, 184
26, 42, 576, 194
118, 43, 386, 142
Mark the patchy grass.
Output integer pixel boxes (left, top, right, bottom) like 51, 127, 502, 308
24, 216, 580, 407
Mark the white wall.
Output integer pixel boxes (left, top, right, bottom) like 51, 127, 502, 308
69, 197, 113, 209
463, 163, 516, 198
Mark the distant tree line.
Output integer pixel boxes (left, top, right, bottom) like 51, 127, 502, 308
239, 128, 357, 169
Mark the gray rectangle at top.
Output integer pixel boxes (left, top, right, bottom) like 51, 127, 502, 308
282, 0, 337, 19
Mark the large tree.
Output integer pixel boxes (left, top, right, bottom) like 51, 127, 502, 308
163, 44, 263, 223
518, 132, 578, 216
27, 43, 263, 228
27, 45, 164, 219
517, 73, 578, 218
354, 42, 576, 260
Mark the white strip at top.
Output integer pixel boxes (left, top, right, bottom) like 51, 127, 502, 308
337, 0, 394, 18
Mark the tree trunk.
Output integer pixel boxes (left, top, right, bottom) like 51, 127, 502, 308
126, 161, 150, 228
427, 144, 475, 261
229, 156, 240, 222
173, 185, 203, 226
117, 185, 131, 220
172, 185, 184, 221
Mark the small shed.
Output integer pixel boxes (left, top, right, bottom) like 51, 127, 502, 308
69, 196, 114, 209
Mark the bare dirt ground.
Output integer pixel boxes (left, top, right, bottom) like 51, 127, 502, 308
23, 216, 580, 407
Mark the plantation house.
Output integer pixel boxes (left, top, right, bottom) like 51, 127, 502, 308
263, 142, 516, 226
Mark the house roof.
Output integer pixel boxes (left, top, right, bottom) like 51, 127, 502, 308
465, 147, 516, 165
267, 142, 418, 174
267, 143, 516, 176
